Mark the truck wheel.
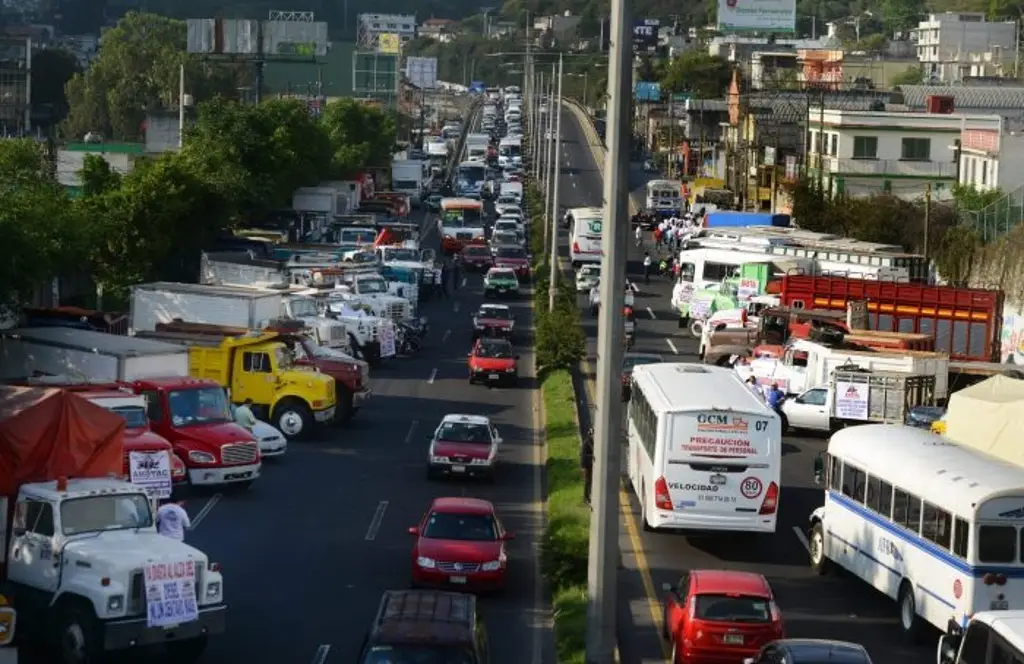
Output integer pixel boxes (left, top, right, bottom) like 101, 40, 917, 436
166, 635, 209, 663
689, 319, 704, 338
272, 399, 313, 440
57, 605, 100, 664
334, 388, 355, 425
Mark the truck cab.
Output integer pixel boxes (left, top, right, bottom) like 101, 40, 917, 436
131, 377, 263, 486
279, 294, 352, 352
340, 272, 413, 322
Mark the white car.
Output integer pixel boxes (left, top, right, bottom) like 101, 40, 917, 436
495, 203, 522, 217
427, 414, 503, 480
252, 419, 288, 457
780, 386, 830, 433
576, 264, 601, 292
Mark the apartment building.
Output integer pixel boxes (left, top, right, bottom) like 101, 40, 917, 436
913, 12, 1016, 83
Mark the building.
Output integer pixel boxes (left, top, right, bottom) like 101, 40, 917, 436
897, 85, 1024, 130
356, 13, 416, 51
913, 13, 1016, 83
807, 108, 1001, 199
418, 18, 457, 43
534, 13, 580, 43
957, 124, 1024, 193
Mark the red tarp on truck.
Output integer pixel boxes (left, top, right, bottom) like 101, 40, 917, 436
0, 386, 124, 497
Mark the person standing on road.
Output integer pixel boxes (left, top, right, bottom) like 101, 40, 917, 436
635, 225, 642, 246
766, 383, 786, 415
156, 499, 191, 541
233, 398, 257, 431
452, 259, 461, 291
440, 262, 450, 299
643, 252, 653, 284
580, 427, 595, 505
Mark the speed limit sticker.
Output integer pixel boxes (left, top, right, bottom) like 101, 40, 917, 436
740, 477, 763, 499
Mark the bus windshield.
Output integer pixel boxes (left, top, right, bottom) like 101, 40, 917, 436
442, 207, 482, 226
459, 164, 486, 183
499, 143, 521, 157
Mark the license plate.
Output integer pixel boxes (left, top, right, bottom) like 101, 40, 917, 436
499, 288, 506, 293
451, 465, 466, 473
723, 634, 744, 645
163, 623, 180, 630
489, 373, 500, 379
450, 576, 467, 584
992, 600, 1010, 610
710, 474, 727, 485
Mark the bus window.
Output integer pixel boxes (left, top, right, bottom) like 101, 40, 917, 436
841, 464, 866, 503
702, 262, 735, 282
679, 263, 695, 282
953, 517, 969, 558
827, 454, 841, 492
979, 525, 1016, 563
921, 503, 952, 549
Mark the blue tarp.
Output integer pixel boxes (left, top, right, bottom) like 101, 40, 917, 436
704, 212, 791, 228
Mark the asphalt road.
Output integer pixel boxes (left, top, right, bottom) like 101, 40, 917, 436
554, 102, 935, 664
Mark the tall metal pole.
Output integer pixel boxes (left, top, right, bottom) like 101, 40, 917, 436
534, 72, 544, 178
544, 65, 557, 251
586, 0, 631, 658
547, 53, 564, 311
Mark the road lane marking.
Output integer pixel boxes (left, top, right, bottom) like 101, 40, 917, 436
404, 420, 418, 444
311, 645, 331, 664
442, 328, 451, 344
191, 493, 221, 529
646, 306, 656, 320
453, 301, 460, 313
666, 339, 678, 355
461, 277, 467, 288
618, 487, 671, 660
793, 525, 811, 553
630, 282, 639, 292
428, 368, 438, 384
365, 501, 388, 540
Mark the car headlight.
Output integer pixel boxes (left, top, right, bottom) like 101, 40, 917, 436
206, 582, 221, 600
189, 451, 216, 464
481, 560, 502, 572
417, 556, 437, 569
430, 455, 449, 463
107, 595, 124, 612
506, 367, 516, 373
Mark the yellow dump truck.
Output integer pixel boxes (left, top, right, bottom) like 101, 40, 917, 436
139, 327, 336, 439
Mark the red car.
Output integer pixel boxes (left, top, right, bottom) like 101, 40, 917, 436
492, 245, 530, 279
663, 570, 784, 664
468, 338, 518, 386
409, 496, 514, 592
472, 304, 515, 340
459, 244, 495, 272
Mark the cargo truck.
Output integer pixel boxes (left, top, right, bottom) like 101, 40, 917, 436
0, 386, 226, 663
131, 282, 282, 335
390, 160, 425, 207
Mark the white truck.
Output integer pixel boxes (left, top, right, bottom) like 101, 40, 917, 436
465, 133, 489, 162
0, 327, 189, 382
131, 282, 282, 334
391, 160, 424, 207
734, 338, 950, 399
0, 387, 225, 664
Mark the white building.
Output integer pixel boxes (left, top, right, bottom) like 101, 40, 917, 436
807, 108, 1002, 199
958, 124, 1024, 193
356, 13, 417, 50
913, 12, 1016, 83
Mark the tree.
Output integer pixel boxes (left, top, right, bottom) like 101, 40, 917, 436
30, 49, 81, 126
934, 225, 982, 287
63, 12, 248, 141
892, 66, 925, 86
79, 154, 122, 197
660, 52, 732, 98
879, 0, 928, 32
321, 99, 397, 176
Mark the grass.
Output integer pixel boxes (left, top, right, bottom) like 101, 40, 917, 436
540, 368, 591, 664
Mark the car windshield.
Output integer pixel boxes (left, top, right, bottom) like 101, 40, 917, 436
386, 248, 419, 261
359, 277, 388, 293
495, 223, 518, 233
60, 493, 154, 535
168, 387, 231, 426
422, 511, 498, 541
476, 340, 514, 358
623, 356, 662, 371
496, 247, 525, 259
489, 270, 517, 281
288, 297, 319, 317
463, 246, 490, 257
580, 267, 600, 277
350, 252, 377, 264
478, 307, 512, 320
492, 232, 517, 244
362, 645, 477, 664
694, 594, 772, 623
437, 422, 491, 443
110, 405, 148, 429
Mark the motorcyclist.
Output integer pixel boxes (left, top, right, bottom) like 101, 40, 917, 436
589, 282, 600, 316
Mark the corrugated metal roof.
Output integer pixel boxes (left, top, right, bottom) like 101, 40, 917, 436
898, 84, 1024, 109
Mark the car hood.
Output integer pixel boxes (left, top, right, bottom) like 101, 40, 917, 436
65, 530, 208, 571
433, 440, 492, 459
471, 357, 515, 370
416, 538, 502, 563
476, 317, 513, 327
252, 420, 284, 442
170, 421, 255, 448
462, 254, 492, 262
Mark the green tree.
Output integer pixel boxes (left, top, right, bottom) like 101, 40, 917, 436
660, 52, 732, 98
31, 48, 81, 126
79, 154, 122, 197
892, 66, 925, 86
879, 0, 927, 32
933, 225, 982, 287
321, 99, 397, 176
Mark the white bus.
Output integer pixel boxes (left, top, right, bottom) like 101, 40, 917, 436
646, 179, 683, 217
626, 363, 782, 534
567, 207, 603, 267
809, 425, 1024, 641
939, 611, 1024, 664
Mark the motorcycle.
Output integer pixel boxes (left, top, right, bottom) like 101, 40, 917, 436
395, 321, 424, 355
404, 316, 430, 339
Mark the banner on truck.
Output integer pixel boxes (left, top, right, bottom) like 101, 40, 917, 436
834, 381, 868, 419
129, 450, 172, 499
145, 560, 199, 628
379, 324, 397, 357
675, 413, 762, 457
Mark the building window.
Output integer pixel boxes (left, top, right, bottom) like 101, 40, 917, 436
901, 137, 931, 161
830, 133, 837, 156
853, 136, 878, 159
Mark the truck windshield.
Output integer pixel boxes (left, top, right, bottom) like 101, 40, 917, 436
362, 646, 476, 664
289, 298, 319, 318
168, 387, 231, 426
385, 249, 419, 262
359, 277, 388, 293
110, 405, 148, 429
61, 493, 154, 535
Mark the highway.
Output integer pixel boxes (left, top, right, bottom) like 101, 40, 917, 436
554, 102, 935, 664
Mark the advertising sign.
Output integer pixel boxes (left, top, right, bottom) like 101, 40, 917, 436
261, 19, 329, 56
353, 52, 398, 95
717, 0, 797, 33
128, 450, 172, 499
377, 33, 400, 54
834, 381, 869, 420
406, 56, 438, 89
634, 81, 661, 102
469, 81, 486, 94
632, 19, 660, 52
379, 324, 397, 357
144, 560, 199, 628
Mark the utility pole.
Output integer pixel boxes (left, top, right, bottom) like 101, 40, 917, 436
587, 0, 630, 658
535, 72, 544, 182
544, 63, 557, 262
924, 182, 932, 262
548, 52, 564, 311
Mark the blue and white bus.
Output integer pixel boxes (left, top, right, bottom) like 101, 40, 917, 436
809, 425, 1024, 641
456, 161, 486, 196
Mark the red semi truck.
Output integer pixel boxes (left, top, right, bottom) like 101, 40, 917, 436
770, 275, 1003, 363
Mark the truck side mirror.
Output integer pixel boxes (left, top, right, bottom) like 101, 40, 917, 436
813, 455, 824, 485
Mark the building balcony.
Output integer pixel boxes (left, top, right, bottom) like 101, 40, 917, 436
810, 154, 957, 178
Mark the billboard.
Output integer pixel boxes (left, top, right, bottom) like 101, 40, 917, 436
377, 33, 400, 54
469, 81, 486, 94
187, 19, 260, 55
353, 51, 398, 96
406, 57, 438, 89
262, 19, 330, 56
634, 81, 661, 102
716, 0, 796, 33
632, 19, 659, 53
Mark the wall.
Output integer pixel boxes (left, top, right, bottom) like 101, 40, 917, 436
56, 150, 133, 187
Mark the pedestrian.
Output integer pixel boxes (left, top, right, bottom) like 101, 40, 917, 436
653, 227, 662, 249
767, 383, 786, 414
643, 252, 652, 284
452, 259, 461, 291
440, 262, 450, 299
233, 398, 257, 431
634, 225, 642, 247
580, 427, 594, 504
156, 499, 191, 541
745, 376, 764, 400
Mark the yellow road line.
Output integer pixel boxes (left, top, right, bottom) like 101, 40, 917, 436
564, 98, 670, 662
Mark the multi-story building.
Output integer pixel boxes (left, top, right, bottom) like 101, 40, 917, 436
958, 124, 1024, 193
419, 18, 457, 43
356, 13, 416, 51
806, 107, 1001, 199
533, 13, 580, 43
913, 12, 1016, 83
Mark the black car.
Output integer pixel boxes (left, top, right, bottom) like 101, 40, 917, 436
745, 639, 873, 664
359, 591, 488, 664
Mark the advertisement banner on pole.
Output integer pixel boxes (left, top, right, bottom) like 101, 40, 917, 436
634, 81, 661, 102
632, 19, 660, 52
406, 56, 438, 89
377, 33, 400, 54
717, 0, 797, 33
